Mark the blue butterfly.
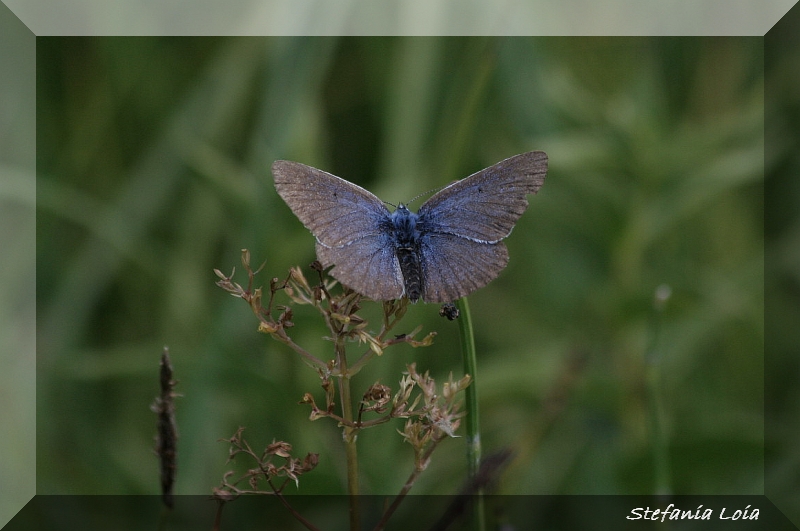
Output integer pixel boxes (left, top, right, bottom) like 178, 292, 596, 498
273, 151, 547, 303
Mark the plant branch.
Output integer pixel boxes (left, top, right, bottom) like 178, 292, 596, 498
371, 435, 445, 531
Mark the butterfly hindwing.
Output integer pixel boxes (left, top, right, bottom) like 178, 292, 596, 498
315, 237, 404, 301
420, 234, 509, 303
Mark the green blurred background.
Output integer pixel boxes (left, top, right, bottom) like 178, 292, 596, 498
36, 37, 768, 499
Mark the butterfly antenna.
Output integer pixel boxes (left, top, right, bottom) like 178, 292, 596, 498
384, 186, 443, 210
406, 186, 442, 206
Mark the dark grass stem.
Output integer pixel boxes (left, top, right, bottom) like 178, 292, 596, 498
455, 298, 480, 475
647, 285, 672, 495
454, 297, 485, 531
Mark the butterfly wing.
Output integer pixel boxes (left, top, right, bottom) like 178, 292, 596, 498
416, 151, 547, 302
417, 151, 547, 243
272, 160, 404, 300
315, 237, 404, 301
420, 235, 509, 303
274, 160, 390, 247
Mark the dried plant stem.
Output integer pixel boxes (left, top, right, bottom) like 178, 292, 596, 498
269, 480, 321, 531
347, 307, 416, 375
335, 334, 360, 531
216, 258, 469, 530
272, 331, 328, 372
371, 437, 443, 531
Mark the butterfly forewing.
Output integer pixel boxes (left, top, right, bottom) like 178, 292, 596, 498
418, 151, 547, 243
273, 160, 405, 299
273, 160, 390, 247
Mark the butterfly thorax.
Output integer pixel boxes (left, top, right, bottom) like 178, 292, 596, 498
390, 204, 422, 247
390, 204, 425, 302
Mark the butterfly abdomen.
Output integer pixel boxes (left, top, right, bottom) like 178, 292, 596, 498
391, 205, 425, 302
396, 247, 424, 302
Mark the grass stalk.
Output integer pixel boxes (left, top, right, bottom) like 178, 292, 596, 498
455, 297, 485, 531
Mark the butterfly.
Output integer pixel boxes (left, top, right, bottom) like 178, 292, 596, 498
273, 151, 547, 303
